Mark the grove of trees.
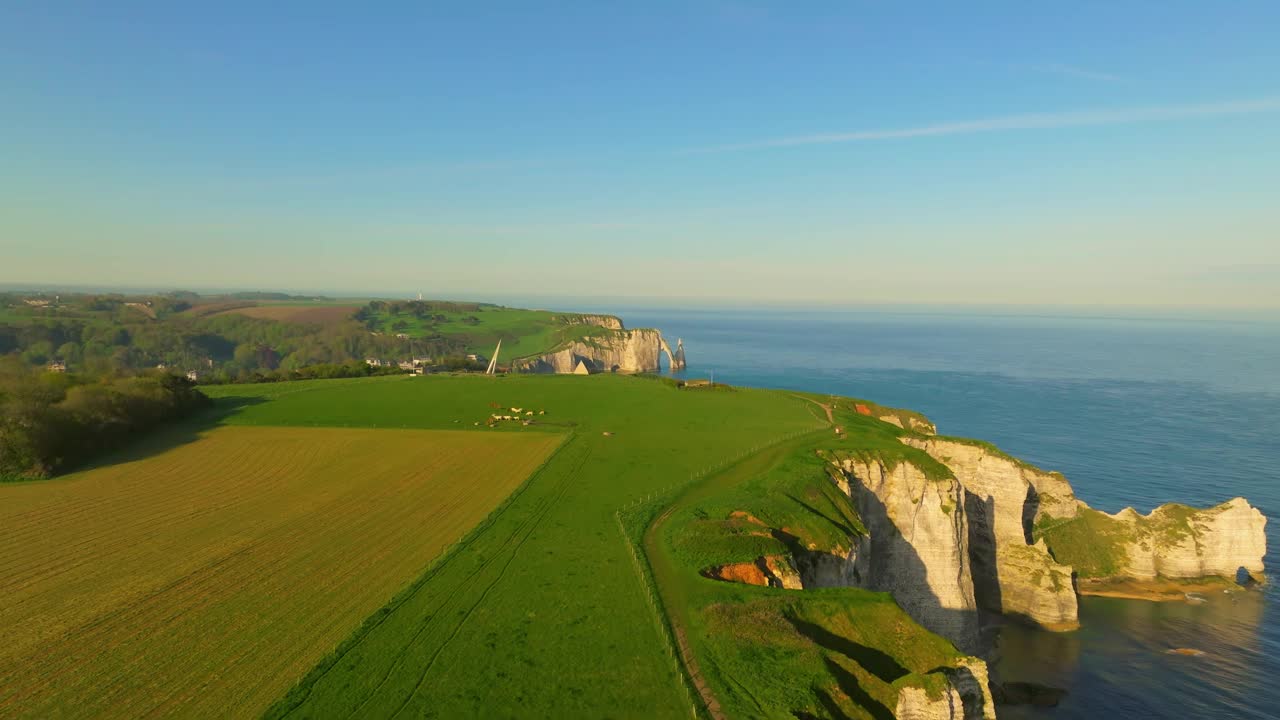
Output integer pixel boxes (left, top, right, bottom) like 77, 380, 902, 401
0, 293, 470, 382
0, 358, 212, 480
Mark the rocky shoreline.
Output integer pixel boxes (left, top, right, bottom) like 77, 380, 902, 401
1076, 575, 1243, 602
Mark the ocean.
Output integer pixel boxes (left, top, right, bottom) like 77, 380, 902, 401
599, 306, 1280, 719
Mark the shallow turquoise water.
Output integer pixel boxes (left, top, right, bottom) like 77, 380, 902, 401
601, 306, 1279, 719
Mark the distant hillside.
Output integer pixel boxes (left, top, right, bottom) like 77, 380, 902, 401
0, 291, 630, 381
354, 300, 624, 361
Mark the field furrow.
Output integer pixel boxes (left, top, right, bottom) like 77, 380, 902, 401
0, 425, 562, 718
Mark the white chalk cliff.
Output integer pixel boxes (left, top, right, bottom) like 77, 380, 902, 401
827, 453, 982, 653
895, 658, 997, 720
514, 325, 684, 374
1077, 497, 1267, 582
815, 425, 1266, 655
902, 438, 1079, 629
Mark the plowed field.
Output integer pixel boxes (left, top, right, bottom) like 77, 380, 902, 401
0, 426, 561, 718
214, 304, 358, 325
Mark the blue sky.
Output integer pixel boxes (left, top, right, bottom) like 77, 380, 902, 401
3, 2, 1278, 307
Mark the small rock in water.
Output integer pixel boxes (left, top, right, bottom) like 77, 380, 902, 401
1166, 647, 1206, 657
1185, 592, 1207, 604
996, 682, 1067, 707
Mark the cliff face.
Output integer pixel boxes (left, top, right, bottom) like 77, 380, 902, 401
1158, 499, 1267, 580
558, 313, 624, 330
903, 438, 1079, 630
794, 540, 868, 588
894, 658, 997, 720
895, 682, 967, 720
515, 328, 670, 374
830, 456, 981, 653
908, 436, 1267, 602
876, 413, 939, 435
1041, 498, 1268, 583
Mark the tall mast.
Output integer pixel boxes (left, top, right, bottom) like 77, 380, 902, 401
486, 339, 501, 375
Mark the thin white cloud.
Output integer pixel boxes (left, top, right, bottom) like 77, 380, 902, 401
1032, 63, 1122, 83
689, 96, 1280, 153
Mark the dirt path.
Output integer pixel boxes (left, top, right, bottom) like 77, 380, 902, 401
791, 394, 834, 424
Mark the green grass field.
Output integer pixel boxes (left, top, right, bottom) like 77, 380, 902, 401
363, 306, 618, 360
3, 371, 975, 718
196, 374, 823, 718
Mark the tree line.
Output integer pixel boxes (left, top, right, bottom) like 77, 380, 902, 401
0, 293, 470, 381
0, 359, 212, 480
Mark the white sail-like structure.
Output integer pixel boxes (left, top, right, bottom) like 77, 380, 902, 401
485, 339, 501, 375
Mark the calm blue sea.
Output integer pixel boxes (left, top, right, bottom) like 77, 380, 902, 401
602, 306, 1280, 719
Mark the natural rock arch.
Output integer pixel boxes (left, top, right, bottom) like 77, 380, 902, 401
658, 336, 687, 371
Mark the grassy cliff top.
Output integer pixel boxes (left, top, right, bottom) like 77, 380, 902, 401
921, 433, 1064, 476
652, 396, 974, 719
1033, 502, 1209, 579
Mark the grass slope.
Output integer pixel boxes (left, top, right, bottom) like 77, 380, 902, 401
646, 408, 966, 719
0, 425, 559, 719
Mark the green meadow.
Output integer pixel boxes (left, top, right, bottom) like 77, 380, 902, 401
185, 374, 969, 718
202, 374, 822, 718
361, 305, 617, 360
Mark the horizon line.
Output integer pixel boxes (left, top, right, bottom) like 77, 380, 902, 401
3, 282, 1277, 314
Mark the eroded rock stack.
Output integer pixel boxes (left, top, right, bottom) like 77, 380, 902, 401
1043, 497, 1268, 584
1113, 498, 1266, 581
